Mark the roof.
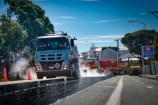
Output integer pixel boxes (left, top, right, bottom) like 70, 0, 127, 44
119, 46, 128, 50
120, 53, 141, 61
102, 47, 118, 51
94, 47, 102, 52
119, 53, 134, 60
119, 50, 129, 55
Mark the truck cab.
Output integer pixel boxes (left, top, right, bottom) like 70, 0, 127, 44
34, 33, 79, 79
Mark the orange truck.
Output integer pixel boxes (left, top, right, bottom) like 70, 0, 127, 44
98, 60, 119, 74
81, 58, 98, 69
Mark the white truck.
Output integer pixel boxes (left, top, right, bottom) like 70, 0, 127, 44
34, 32, 79, 79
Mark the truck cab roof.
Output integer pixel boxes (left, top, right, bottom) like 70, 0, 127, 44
36, 35, 67, 39
36, 33, 71, 39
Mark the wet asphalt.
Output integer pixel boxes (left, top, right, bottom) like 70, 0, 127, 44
0, 76, 110, 105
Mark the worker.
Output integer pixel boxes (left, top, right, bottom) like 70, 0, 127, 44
59, 43, 65, 48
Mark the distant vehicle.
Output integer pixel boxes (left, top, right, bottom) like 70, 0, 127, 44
99, 60, 119, 74
128, 59, 141, 75
118, 61, 127, 75
84, 58, 98, 69
34, 32, 79, 79
98, 47, 120, 75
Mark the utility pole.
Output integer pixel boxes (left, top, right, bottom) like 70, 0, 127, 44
114, 39, 119, 67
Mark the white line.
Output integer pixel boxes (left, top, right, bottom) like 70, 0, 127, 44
95, 85, 115, 88
146, 86, 153, 89
106, 76, 124, 105
139, 83, 144, 85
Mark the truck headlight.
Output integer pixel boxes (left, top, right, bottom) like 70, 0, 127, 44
63, 64, 68, 70
35, 65, 40, 71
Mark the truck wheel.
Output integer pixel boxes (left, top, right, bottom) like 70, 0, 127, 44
133, 69, 139, 76
37, 74, 43, 79
70, 64, 77, 77
74, 62, 79, 78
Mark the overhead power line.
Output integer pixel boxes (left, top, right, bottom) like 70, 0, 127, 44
148, 11, 158, 20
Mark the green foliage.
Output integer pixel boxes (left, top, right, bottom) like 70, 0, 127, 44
4, 0, 10, 4
0, 29, 5, 49
153, 34, 158, 59
9, 0, 54, 48
121, 29, 157, 56
1, 0, 54, 59
0, 16, 27, 54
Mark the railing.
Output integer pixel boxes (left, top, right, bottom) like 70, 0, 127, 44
143, 63, 158, 74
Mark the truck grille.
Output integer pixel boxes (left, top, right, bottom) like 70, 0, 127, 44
40, 53, 62, 61
41, 61, 63, 70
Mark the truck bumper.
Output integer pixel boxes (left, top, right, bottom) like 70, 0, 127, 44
36, 70, 71, 79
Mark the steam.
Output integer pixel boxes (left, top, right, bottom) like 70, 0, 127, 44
10, 46, 37, 80
10, 59, 37, 80
23, 46, 32, 61
79, 64, 112, 77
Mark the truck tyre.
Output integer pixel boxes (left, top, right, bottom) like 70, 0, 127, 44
70, 64, 74, 77
74, 61, 79, 78
70, 64, 78, 77
133, 69, 139, 76
37, 74, 43, 79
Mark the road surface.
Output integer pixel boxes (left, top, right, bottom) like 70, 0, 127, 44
53, 75, 158, 105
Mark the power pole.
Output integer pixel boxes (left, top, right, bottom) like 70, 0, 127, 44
114, 39, 119, 67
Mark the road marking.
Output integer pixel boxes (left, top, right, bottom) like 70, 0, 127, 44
146, 86, 153, 89
95, 85, 115, 88
139, 83, 144, 85
106, 76, 123, 105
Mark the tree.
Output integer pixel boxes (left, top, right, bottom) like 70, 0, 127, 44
4, 0, 10, 4
0, 29, 5, 50
153, 34, 158, 59
8, 0, 54, 48
121, 29, 157, 56
0, 15, 27, 79
0, 16, 27, 58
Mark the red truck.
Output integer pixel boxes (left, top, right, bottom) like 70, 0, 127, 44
81, 58, 98, 69
98, 60, 119, 74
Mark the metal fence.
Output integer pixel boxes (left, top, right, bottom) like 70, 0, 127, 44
143, 63, 158, 75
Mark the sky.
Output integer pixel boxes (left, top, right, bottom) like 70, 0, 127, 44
1, 0, 158, 53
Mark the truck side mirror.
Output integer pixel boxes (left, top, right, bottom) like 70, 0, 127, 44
71, 39, 74, 46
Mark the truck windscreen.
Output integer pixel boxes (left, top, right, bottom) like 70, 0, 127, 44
36, 37, 69, 50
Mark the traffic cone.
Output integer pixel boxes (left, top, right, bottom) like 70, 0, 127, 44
28, 68, 31, 80
3, 67, 8, 82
